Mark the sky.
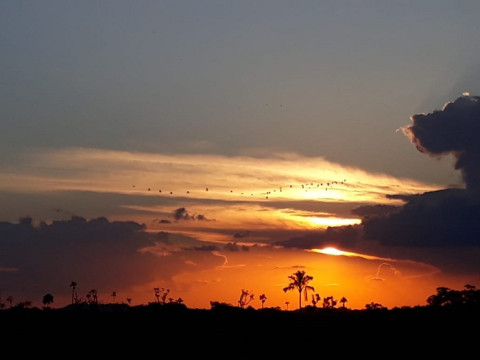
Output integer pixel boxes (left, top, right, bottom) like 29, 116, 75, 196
2, 0, 480, 310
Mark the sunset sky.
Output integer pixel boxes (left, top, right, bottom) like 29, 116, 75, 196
2, 1, 480, 311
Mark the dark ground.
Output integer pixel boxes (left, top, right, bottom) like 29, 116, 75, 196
1, 303, 477, 356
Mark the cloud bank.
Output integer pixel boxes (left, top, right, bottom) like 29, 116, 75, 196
403, 94, 480, 191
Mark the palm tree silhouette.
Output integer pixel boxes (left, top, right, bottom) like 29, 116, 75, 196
42, 293, 54, 309
259, 294, 267, 309
283, 270, 314, 309
340, 296, 348, 308
69, 281, 77, 305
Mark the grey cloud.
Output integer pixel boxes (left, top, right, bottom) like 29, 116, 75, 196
274, 225, 363, 250
0, 216, 223, 306
361, 188, 480, 247
224, 242, 249, 252
233, 231, 251, 238
403, 94, 480, 190
351, 204, 401, 218
172, 207, 211, 221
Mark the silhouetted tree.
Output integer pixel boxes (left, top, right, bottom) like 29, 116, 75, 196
311, 293, 321, 307
153, 287, 170, 304
339, 296, 348, 308
161, 288, 170, 304
283, 270, 314, 309
322, 296, 337, 308
461, 284, 480, 305
285, 301, 290, 310
14, 301, 32, 309
42, 293, 54, 309
6, 296, 13, 308
154, 287, 160, 303
259, 294, 267, 309
426, 286, 458, 307
70, 281, 77, 305
365, 302, 384, 310
86, 289, 98, 305
238, 289, 254, 308
111, 291, 117, 303
427, 284, 480, 307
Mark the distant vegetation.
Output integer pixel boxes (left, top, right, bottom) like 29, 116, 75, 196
2, 270, 480, 312
1, 283, 479, 351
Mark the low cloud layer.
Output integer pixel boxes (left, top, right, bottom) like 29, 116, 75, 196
0, 216, 229, 306
361, 188, 480, 247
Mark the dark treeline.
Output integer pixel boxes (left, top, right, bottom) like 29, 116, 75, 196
0, 285, 479, 356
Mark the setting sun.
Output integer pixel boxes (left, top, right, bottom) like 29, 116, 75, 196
315, 246, 346, 256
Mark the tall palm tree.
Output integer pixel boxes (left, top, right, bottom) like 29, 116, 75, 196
70, 281, 77, 305
283, 270, 314, 309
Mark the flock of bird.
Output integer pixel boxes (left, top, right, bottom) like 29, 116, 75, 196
131, 179, 348, 200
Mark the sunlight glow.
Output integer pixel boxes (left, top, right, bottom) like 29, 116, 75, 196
0, 147, 445, 231
306, 217, 361, 227
311, 247, 395, 261
1, 148, 443, 201
317, 247, 347, 256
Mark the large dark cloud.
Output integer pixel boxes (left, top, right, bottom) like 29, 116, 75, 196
375, 94, 480, 248
0, 216, 157, 297
361, 188, 480, 247
403, 94, 480, 191
0, 216, 223, 306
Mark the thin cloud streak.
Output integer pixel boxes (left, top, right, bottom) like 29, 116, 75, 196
0, 147, 443, 204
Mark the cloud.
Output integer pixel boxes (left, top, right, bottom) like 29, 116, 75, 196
0, 216, 156, 292
341, 95, 480, 260
367, 262, 401, 281
223, 242, 250, 252
351, 204, 400, 218
361, 188, 480, 247
402, 94, 480, 190
274, 225, 363, 249
233, 231, 251, 238
174, 207, 190, 220
0, 216, 226, 306
172, 207, 211, 221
